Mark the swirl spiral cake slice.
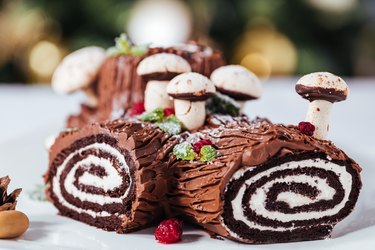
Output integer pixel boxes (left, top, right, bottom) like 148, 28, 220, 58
45, 120, 172, 232
168, 115, 361, 243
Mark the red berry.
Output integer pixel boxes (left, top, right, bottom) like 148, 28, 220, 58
155, 218, 183, 244
163, 108, 175, 117
193, 139, 213, 154
298, 121, 315, 136
128, 102, 145, 116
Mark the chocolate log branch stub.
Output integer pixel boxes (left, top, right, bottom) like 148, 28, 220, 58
167, 72, 216, 130
52, 46, 107, 108
295, 72, 349, 140
65, 43, 225, 128
137, 53, 192, 112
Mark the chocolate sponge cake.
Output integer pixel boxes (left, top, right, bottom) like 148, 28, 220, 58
45, 115, 361, 242
168, 115, 361, 243
45, 120, 174, 232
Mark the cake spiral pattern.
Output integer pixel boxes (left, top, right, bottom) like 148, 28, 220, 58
222, 154, 359, 243
168, 116, 361, 243
46, 121, 170, 232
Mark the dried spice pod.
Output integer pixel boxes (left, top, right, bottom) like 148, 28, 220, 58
0, 176, 22, 212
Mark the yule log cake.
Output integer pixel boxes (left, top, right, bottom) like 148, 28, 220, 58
46, 43, 362, 245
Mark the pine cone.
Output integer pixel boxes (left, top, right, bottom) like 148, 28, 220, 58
0, 176, 22, 212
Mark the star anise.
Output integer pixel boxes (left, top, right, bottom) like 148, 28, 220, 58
0, 176, 22, 211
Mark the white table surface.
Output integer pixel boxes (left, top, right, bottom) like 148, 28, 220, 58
0, 78, 374, 250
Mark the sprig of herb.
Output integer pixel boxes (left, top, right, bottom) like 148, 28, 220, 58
139, 108, 164, 123
206, 93, 240, 116
173, 142, 196, 161
107, 33, 148, 56
156, 115, 182, 135
199, 145, 217, 162
173, 142, 218, 162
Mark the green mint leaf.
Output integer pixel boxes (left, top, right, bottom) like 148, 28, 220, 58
206, 93, 240, 116
139, 108, 164, 122
116, 33, 130, 51
27, 184, 47, 201
173, 142, 195, 161
199, 145, 217, 162
107, 33, 148, 56
156, 115, 182, 135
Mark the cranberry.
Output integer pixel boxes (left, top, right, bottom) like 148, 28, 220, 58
128, 102, 145, 116
155, 218, 183, 244
298, 121, 315, 136
193, 139, 213, 154
163, 108, 175, 117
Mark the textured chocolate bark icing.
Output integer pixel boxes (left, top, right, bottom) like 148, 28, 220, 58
47, 115, 361, 242
46, 120, 172, 232
167, 115, 361, 243
66, 44, 225, 128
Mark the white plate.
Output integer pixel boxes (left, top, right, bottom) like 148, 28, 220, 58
0, 81, 374, 250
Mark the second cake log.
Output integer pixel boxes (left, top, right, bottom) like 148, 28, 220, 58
168, 115, 361, 243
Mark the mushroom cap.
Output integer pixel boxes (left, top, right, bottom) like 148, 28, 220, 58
136, 53, 191, 77
167, 72, 216, 101
295, 72, 349, 102
52, 46, 106, 94
210, 65, 262, 100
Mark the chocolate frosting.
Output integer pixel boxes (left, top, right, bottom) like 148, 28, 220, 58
295, 84, 347, 103
167, 115, 361, 238
47, 114, 361, 240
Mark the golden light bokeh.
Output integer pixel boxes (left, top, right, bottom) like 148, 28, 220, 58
234, 24, 297, 77
29, 41, 63, 80
240, 53, 271, 79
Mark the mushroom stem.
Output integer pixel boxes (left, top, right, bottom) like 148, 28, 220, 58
237, 101, 246, 112
145, 81, 173, 112
306, 100, 332, 140
83, 87, 98, 107
174, 99, 206, 131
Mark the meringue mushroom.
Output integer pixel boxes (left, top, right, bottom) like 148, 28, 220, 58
167, 72, 215, 131
210, 65, 262, 109
52, 46, 106, 107
296, 72, 349, 140
137, 53, 191, 111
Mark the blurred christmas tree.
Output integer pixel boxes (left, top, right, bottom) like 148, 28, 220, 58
0, 0, 373, 83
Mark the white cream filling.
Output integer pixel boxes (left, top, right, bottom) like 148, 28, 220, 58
52, 143, 132, 218
222, 158, 353, 236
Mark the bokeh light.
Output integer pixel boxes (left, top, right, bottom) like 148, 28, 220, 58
0, 0, 373, 83
127, 0, 192, 45
235, 24, 297, 77
29, 41, 63, 81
